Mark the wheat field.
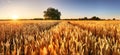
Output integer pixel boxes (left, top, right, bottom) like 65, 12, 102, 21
0, 20, 120, 55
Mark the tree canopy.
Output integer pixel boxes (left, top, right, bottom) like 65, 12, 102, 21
90, 16, 101, 20
43, 7, 61, 20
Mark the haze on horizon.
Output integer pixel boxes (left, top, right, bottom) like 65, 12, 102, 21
0, 0, 120, 19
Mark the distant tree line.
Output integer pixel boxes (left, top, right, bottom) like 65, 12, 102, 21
79, 16, 101, 20
79, 16, 116, 20
32, 17, 116, 20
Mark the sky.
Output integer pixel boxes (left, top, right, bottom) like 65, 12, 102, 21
0, 0, 120, 19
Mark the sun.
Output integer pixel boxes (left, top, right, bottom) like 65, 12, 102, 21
12, 15, 19, 20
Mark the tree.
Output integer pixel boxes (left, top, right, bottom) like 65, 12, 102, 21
90, 16, 101, 20
113, 18, 115, 20
44, 7, 61, 20
84, 17, 88, 20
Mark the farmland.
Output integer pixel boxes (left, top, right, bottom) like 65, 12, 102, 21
0, 20, 120, 55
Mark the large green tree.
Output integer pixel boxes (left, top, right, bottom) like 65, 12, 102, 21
44, 7, 61, 20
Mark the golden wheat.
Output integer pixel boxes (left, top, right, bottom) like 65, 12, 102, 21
0, 20, 120, 55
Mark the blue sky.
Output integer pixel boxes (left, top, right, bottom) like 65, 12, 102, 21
0, 0, 120, 19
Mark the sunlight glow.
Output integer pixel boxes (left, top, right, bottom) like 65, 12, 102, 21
12, 15, 19, 20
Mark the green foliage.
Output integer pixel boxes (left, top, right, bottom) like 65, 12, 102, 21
44, 7, 61, 20
84, 17, 88, 20
90, 16, 101, 20
81, 17, 88, 20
